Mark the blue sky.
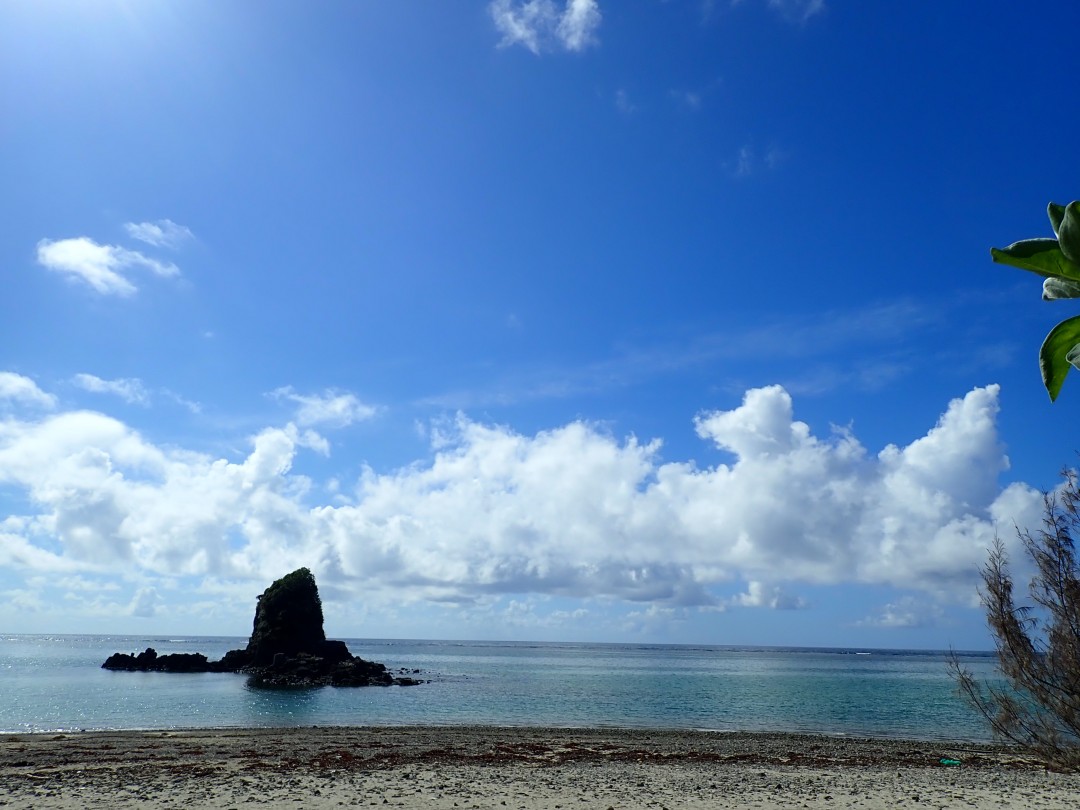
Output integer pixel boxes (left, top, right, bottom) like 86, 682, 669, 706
2, 0, 1079, 648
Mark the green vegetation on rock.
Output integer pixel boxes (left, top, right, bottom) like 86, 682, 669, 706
246, 567, 327, 665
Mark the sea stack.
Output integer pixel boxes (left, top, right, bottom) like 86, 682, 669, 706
102, 568, 422, 688
245, 567, 328, 665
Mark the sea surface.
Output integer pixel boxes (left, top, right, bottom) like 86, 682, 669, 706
0, 635, 1000, 741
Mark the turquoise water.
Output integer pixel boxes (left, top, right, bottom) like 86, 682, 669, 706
0, 635, 999, 741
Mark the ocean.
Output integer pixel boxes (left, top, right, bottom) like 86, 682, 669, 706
0, 635, 999, 741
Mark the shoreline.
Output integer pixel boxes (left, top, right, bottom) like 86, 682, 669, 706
3, 725, 1078, 809
0, 723, 1001, 746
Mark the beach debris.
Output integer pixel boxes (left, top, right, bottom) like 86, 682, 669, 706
938, 758, 961, 766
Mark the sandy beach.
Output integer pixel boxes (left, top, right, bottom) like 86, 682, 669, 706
1, 726, 1077, 809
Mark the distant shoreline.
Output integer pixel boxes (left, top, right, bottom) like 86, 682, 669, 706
0, 632, 1000, 655
4, 726, 1076, 810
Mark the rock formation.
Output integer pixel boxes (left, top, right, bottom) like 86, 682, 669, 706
102, 568, 423, 688
245, 567, 327, 665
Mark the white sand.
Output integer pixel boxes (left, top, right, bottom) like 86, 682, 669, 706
1, 726, 1076, 809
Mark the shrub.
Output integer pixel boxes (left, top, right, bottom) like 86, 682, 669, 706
951, 470, 1080, 770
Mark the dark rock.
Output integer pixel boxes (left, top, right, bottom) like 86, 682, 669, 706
317, 639, 352, 664
102, 649, 212, 673
156, 652, 211, 672
245, 568, 326, 666
102, 650, 148, 671
214, 647, 252, 672
101, 568, 424, 688
244, 652, 421, 689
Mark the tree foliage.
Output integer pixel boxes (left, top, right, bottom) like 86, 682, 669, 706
992, 201, 1080, 401
952, 470, 1080, 770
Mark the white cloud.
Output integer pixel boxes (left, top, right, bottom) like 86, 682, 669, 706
56, 575, 120, 592
490, 0, 557, 54
0, 372, 56, 409
732, 580, 807, 610
72, 374, 150, 406
767, 0, 824, 23
622, 604, 683, 635
695, 384, 806, 457
0, 410, 315, 575
0, 384, 1054, 639
0, 385, 1046, 622
0, 530, 80, 574
36, 237, 180, 296
490, 0, 601, 54
271, 387, 378, 428
162, 389, 202, 415
123, 219, 194, 249
731, 0, 825, 23
130, 586, 162, 618
557, 0, 602, 50
728, 143, 788, 178
858, 596, 943, 629
2, 588, 46, 613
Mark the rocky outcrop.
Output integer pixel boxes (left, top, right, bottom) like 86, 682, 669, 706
246, 651, 411, 688
101, 648, 221, 673
245, 568, 327, 666
102, 568, 423, 689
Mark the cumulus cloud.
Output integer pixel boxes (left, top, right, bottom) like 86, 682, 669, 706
72, 374, 150, 406
123, 219, 194, 249
0, 383, 1046, 625
130, 586, 162, 618
858, 596, 943, 629
0, 372, 56, 409
0, 410, 321, 575
490, 0, 601, 54
732, 581, 807, 610
271, 387, 378, 428
36, 237, 180, 296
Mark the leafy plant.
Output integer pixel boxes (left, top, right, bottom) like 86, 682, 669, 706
992, 201, 1080, 400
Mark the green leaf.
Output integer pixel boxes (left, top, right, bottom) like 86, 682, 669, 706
991, 238, 1080, 281
1040, 315, 1080, 401
1043, 277, 1080, 300
1048, 202, 1067, 236
1057, 201, 1080, 264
